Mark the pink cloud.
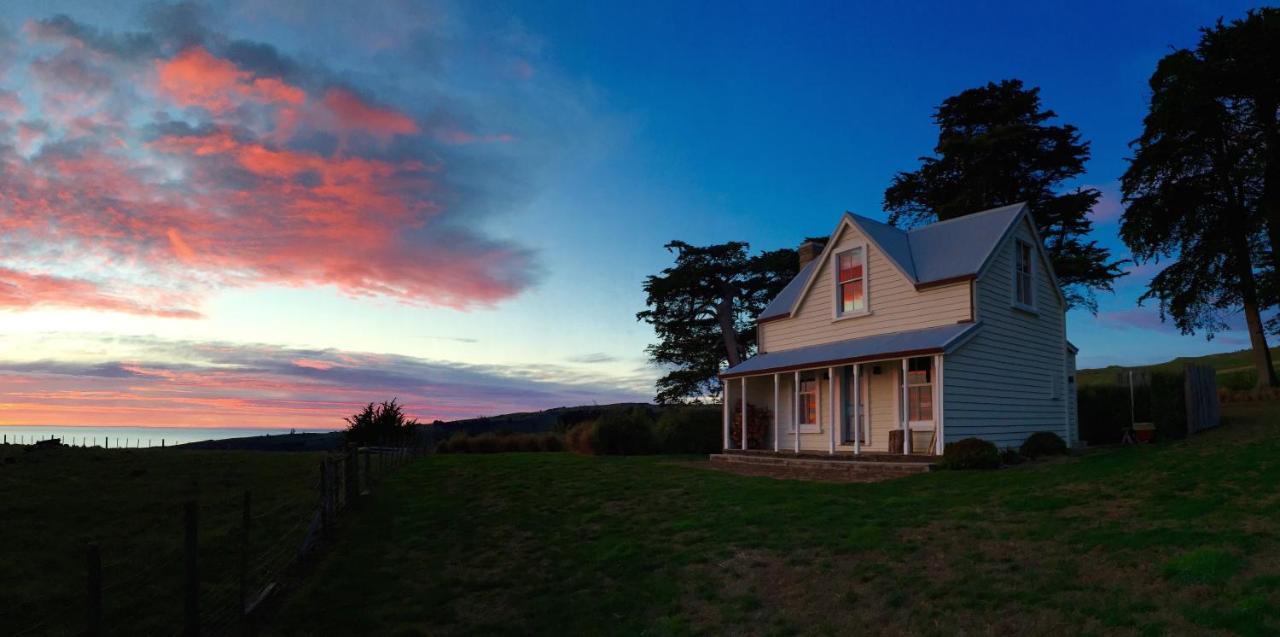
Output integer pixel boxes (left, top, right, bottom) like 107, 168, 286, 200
0, 267, 200, 318
321, 87, 419, 140
1086, 182, 1125, 223
0, 337, 650, 429
1096, 306, 1168, 331
0, 21, 533, 316
155, 46, 305, 114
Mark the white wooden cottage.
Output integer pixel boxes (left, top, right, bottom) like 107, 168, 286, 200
720, 203, 1078, 456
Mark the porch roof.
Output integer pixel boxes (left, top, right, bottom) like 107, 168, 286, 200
721, 322, 979, 378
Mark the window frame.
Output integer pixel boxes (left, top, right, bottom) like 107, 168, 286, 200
793, 372, 821, 433
905, 357, 933, 423
1013, 239, 1036, 311
831, 245, 870, 321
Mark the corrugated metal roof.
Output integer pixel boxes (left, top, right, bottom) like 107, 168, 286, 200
764, 203, 1026, 321
906, 203, 1025, 283
723, 322, 979, 377
759, 258, 818, 320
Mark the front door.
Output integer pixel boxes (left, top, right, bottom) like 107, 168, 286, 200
840, 365, 864, 444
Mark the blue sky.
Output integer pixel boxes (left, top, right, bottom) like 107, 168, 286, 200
0, 0, 1267, 427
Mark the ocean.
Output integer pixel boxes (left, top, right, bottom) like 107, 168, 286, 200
0, 426, 338, 447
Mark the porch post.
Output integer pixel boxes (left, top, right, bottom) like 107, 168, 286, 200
740, 377, 748, 450
793, 371, 800, 454
935, 354, 945, 456
852, 364, 861, 455
828, 366, 836, 455
901, 358, 910, 454
772, 374, 780, 452
722, 378, 730, 450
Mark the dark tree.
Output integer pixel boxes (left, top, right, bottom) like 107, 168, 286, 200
1121, 49, 1278, 388
344, 398, 420, 446
638, 241, 797, 403
884, 79, 1124, 310
1199, 9, 1280, 286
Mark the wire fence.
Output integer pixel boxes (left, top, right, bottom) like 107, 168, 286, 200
7, 443, 425, 636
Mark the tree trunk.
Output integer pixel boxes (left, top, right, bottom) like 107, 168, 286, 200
1229, 226, 1279, 388
715, 294, 742, 368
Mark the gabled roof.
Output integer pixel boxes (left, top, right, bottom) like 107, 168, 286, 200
764, 203, 1029, 322
722, 322, 979, 378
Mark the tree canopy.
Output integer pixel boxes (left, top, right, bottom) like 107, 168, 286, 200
1121, 44, 1277, 387
344, 398, 420, 446
637, 241, 798, 403
884, 79, 1124, 310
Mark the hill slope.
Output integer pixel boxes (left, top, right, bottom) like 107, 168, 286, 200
1078, 346, 1280, 388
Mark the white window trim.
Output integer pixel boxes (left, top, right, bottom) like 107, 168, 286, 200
831, 244, 871, 322
1013, 239, 1037, 313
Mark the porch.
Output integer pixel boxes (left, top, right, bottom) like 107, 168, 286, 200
722, 354, 945, 456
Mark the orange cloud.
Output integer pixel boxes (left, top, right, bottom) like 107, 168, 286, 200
156, 47, 305, 114
322, 87, 419, 140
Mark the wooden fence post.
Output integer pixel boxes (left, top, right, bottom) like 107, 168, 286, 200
346, 448, 359, 508
239, 490, 250, 630
363, 450, 371, 490
184, 500, 199, 637
87, 542, 102, 637
318, 461, 330, 531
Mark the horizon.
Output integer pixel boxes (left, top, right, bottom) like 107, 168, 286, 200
0, 0, 1273, 429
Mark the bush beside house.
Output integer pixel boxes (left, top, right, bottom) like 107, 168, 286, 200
941, 438, 1001, 470
442, 405, 720, 456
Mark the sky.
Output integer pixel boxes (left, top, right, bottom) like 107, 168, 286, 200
0, 0, 1269, 429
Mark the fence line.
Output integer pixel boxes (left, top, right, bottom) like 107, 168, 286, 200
7, 441, 427, 636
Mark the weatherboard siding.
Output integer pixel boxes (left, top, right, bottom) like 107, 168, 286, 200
943, 216, 1069, 448
759, 222, 972, 353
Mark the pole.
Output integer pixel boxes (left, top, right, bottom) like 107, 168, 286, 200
240, 490, 250, 629
184, 500, 199, 637
87, 543, 102, 637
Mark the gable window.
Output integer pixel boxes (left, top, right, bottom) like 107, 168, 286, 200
1014, 240, 1035, 308
835, 247, 866, 316
798, 376, 818, 425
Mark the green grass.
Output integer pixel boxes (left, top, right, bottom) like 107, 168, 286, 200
0, 446, 321, 635
265, 402, 1280, 636
1077, 346, 1280, 389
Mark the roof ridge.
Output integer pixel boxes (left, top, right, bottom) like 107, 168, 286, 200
905, 202, 1026, 233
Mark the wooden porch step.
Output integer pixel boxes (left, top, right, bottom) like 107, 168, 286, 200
708, 453, 935, 474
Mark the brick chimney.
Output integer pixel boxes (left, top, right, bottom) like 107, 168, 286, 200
797, 239, 826, 269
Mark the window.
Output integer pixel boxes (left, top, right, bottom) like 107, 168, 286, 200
835, 248, 866, 316
906, 357, 933, 422
798, 376, 818, 425
1015, 240, 1034, 308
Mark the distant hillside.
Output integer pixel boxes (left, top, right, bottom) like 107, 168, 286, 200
1078, 347, 1280, 389
176, 402, 666, 451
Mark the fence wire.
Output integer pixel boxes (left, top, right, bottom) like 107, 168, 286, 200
8, 444, 426, 637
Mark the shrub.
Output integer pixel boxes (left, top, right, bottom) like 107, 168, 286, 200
1020, 431, 1068, 458
435, 431, 564, 454
565, 421, 599, 454
941, 438, 1000, 470
655, 407, 721, 454
595, 407, 655, 455
999, 447, 1025, 466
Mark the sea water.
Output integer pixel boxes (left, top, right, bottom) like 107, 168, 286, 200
0, 426, 337, 447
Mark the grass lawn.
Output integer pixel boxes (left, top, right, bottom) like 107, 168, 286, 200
265, 402, 1280, 636
0, 446, 321, 636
